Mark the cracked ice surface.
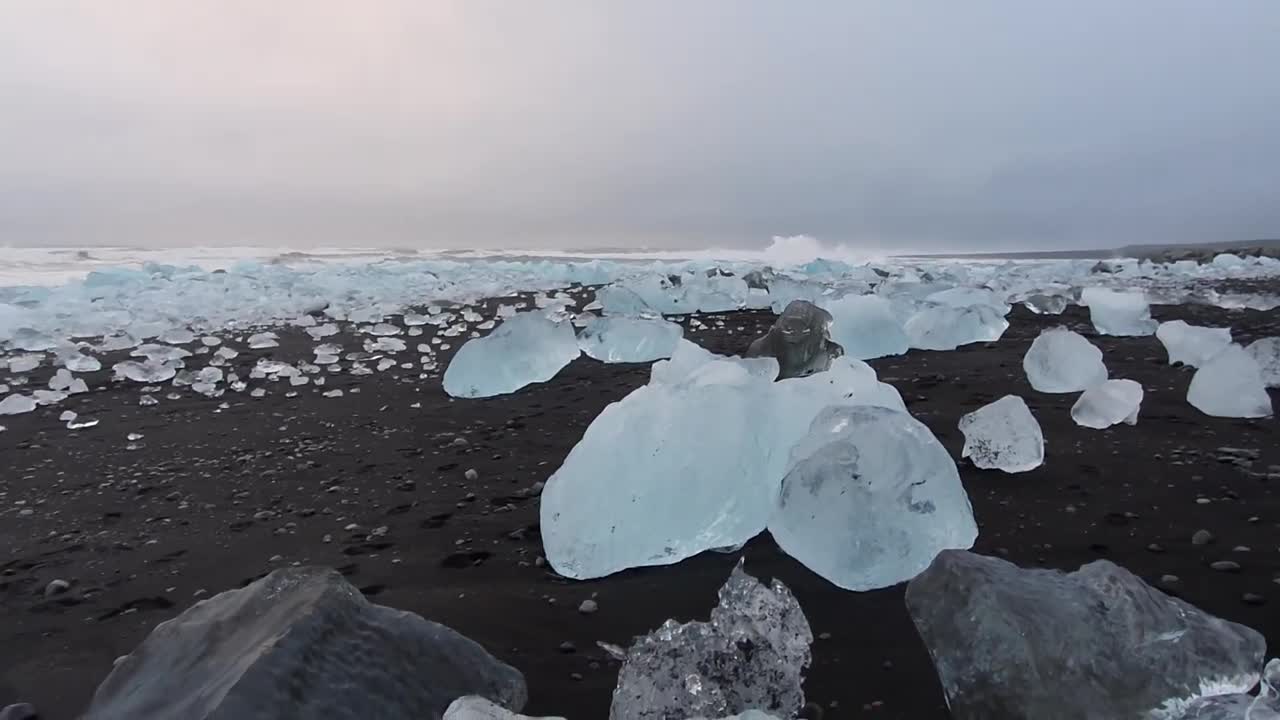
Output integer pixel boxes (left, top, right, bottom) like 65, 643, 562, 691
906, 550, 1266, 720
1022, 327, 1108, 393
609, 560, 812, 720
443, 312, 580, 398
958, 395, 1044, 473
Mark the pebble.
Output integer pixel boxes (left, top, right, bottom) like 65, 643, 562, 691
1191, 529, 1214, 546
464, 468, 479, 481
1243, 593, 1267, 606
43, 579, 70, 597
1210, 560, 1241, 573
578, 599, 598, 615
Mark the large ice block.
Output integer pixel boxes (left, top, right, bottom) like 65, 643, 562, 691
577, 316, 684, 363
609, 560, 812, 720
905, 551, 1266, 720
1187, 345, 1273, 418
1071, 379, 1143, 429
903, 304, 1008, 351
1246, 337, 1280, 388
958, 395, 1044, 473
769, 406, 977, 591
443, 313, 580, 398
1022, 327, 1108, 393
1157, 320, 1233, 367
822, 294, 909, 360
1082, 287, 1158, 336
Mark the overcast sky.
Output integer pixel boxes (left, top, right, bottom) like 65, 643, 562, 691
2, 2, 1279, 252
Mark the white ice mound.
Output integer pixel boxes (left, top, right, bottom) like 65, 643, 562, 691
904, 304, 1008, 351
769, 405, 978, 591
577, 316, 684, 363
1071, 379, 1143, 429
609, 560, 812, 720
0, 394, 37, 415
1246, 337, 1280, 388
1157, 320, 1233, 367
443, 312, 580, 398
1022, 327, 1108, 393
823, 294, 909, 360
958, 395, 1044, 473
444, 697, 564, 720
1187, 345, 1273, 418
905, 551, 1267, 720
1082, 287, 1158, 336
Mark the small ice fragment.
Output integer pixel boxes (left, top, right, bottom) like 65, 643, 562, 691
214, 346, 239, 361
322, 389, 344, 398
138, 395, 158, 406
1156, 320, 1233, 367
131, 344, 191, 362
958, 395, 1044, 473
1082, 287, 1157, 336
247, 332, 279, 349
1022, 327, 1108, 393
62, 353, 102, 372
1022, 294, 1069, 315
1071, 379, 1144, 429
368, 322, 401, 337
443, 697, 564, 719
1245, 337, 1280, 388
49, 369, 76, 392
250, 388, 266, 398
114, 360, 177, 383
127, 433, 144, 441
200, 336, 222, 346
1187, 345, 1273, 418
160, 328, 195, 345
67, 417, 98, 430
7, 355, 42, 373
306, 323, 339, 339
443, 313, 580, 398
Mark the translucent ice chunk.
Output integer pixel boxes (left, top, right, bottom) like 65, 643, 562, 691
576, 317, 684, 363
905, 551, 1266, 720
823, 294, 909, 360
443, 313, 580, 398
958, 395, 1044, 472
131, 344, 191, 363
769, 405, 977, 591
904, 304, 1008, 351
1187, 345, 1273, 418
745, 300, 843, 379
1022, 327, 1108, 393
1157, 321, 1233, 367
609, 560, 812, 720
444, 697, 563, 719
1082, 287, 1157, 336
7, 355, 42, 373
0, 394, 37, 415
1022, 293, 1069, 315
160, 328, 195, 345
114, 360, 178, 384
62, 352, 102, 373
1245, 337, 1280, 388
1071, 379, 1143, 429
247, 332, 279, 349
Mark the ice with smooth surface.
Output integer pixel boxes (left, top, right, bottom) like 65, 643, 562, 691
905, 550, 1267, 720
1246, 337, 1280, 388
769, 405, 978, 591
444, 697, 564, 720
81, 566, 527, 720
1071, 379, 1144, 429
609, 560, 812, 720
1157, 321, 1233, 367
958, 395, 1044, 473
443, 313, 580, 398
1022, 327, 1108, 393
822, 294, 910, 360
0, 394, 37, 415
1187, 345, 1273, 418
114, 360, 178, 384
904, 304, 1008, 351
1083, 287, 1158, 336
1174, 660, 1280, 719
576, 316, 684, 363
1022, 293, 1070, 315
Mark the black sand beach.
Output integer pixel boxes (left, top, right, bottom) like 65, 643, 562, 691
2, 291, 1279, 719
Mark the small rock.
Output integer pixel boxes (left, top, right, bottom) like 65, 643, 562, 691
1243, 593, 1266, 605
570, 672, 584, 681
43, 579, 71, 597
1191, 529, 1214, 546
578, 599, 598, 615
464, 468, 479, 481
1210, 560, 1241, 573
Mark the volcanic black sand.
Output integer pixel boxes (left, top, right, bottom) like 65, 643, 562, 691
2, 289, 1279, 719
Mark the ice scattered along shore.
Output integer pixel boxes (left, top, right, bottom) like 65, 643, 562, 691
0, 394, 37, 416
958, 395, 1044, 473
822, 294, 909, 360
1187, 345, 1273, 418
1022, 327, 1108, 393
1071, 379, 1144, 429
1082, 287, 1158, 336
444, 697, 565, 720
770, 406, 978, 591
577, 316, 684, 363
609, 560, 812, 720
905, 550, 1266, 720
903, 303, 1008, 351
81, 567, 527, 720
1246, 337, 1280, 388
1157, 320, 1233, 367
443, 313, 580, 398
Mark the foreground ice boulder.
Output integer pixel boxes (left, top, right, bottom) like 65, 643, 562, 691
1022, 327, 1108, 393
443, 312, 580, 398
822, 294, 909, 360
609, 560, 812, 720
1187, 345, 1273, 418
576, 316, 683, 363
769, 405, 977, 591
903, 304, 1008, 351
1246, 337, 1280, 388
745, 300, 843, 379
905, 550, 1267, 720
958, 395, 1044, 473
1071, 379, 1144, 429
1174, 660, 1280, 719
81, 567, 526, 720
444, 697, 564, 720
1157, 320, 1233, 367
1082, 287, 1158, 336
0, 394, 37, 416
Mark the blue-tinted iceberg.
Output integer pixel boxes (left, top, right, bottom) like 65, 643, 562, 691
904, 304, 1008, 351
443, 313, 580, 398
577, 317, 683, 363
1082, 287, 1158, 336
823, 294, 909, 360
958, 395, 1044, 473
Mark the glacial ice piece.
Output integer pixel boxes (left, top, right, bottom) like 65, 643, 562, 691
1071, 379, 1143, 429
686, 713, 782, 720
1157, 321, 1233, 367
1022, 293, 1069, 315
577, 317, 684, 363
1175, 662, 1280, 720
609, 560, 812, 720
160, 328, 196, 345
745, 300, 843, 379
769, 405, 977, 591
1187, 345, 1273, 418
443, 312, 580, 398
1082, 287, 1158, 336
247, 332, 279, 349
958, 395, 1044, 472
7, 355, 42, 373
62, 352, 102, 372
131, 344, 191, 363
903, 304, 1008, 351
822, 294, 909, 360
81, 567, 527, 720
1022, 327, 1108, 393
0, 394, 37, 415
443, 697, 564, 720
905, 550, 1267, 720
1245, 337, 1280, 388
114, 360, 178, 384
